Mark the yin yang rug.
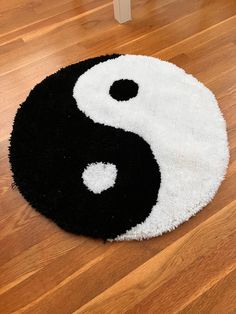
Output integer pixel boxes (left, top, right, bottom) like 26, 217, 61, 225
9, 54, 229, 241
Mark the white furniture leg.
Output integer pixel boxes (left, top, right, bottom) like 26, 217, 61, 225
113, 0, 132, 23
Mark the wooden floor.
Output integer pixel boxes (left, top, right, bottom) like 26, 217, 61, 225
0, 0, 236, 313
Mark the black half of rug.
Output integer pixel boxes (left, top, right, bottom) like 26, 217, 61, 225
9, 54, 161, 240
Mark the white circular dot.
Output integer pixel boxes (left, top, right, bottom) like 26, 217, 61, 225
82, 162, 117, 194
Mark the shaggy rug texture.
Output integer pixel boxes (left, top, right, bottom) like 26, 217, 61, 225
9, 54, 229, 241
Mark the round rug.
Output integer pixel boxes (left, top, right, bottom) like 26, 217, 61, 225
9, 54, 229, 241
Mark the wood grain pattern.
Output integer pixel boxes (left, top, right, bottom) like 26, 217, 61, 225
0, 0, 235, 313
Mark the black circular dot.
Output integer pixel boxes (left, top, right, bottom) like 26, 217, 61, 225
109, 79, 139, 101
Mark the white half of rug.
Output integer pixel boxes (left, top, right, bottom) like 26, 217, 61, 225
73, 54, 229, 241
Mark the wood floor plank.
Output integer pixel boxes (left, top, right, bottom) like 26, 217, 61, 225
180, 269, 236, 314
75, 201, 236, 313
0, 0, 235, 313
